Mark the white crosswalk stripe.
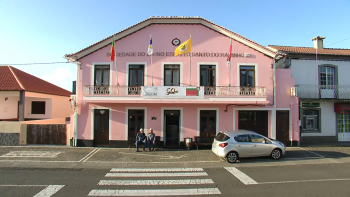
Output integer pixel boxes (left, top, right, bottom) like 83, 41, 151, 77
88, 168, 221, 196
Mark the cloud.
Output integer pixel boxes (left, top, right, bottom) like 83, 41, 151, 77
42, 67, 75, 91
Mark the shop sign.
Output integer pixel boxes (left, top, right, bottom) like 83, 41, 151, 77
302, 103, 320, 107
141, 86, 204, 98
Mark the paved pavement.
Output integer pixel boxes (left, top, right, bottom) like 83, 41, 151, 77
0, 146, 350, 196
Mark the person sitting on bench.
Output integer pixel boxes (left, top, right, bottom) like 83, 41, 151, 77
136, 128, 146, 152
147, 128, 156, 151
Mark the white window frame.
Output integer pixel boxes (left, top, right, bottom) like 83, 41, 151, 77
161, 62, 183, 86
197, 62, 219, 87
91, 106, 112, 141
125, 107, 147, 141
237, 63, 258, 86
91, 62, 113, 86
126, 62, 148, 87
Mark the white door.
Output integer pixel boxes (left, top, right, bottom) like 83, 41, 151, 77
234, 135, 253, 157
337, 112, 350, 141
250, 135, 272, 156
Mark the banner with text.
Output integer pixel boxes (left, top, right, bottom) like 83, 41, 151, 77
141, 86, 204, 98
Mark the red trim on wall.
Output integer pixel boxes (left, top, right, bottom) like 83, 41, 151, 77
334, 103, 350, 113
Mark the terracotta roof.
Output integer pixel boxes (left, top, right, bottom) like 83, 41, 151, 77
268, 45, 350, 56
0, 66, 72, 97
65, 16, 275, 59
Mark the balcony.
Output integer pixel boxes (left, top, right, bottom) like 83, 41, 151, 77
296, 85, 350, 99
82, 85, 268, 104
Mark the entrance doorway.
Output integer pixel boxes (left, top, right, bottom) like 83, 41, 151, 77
276, 111, 290, 145
164, 110, 180, 147
337, 112, 350, 141
94, 109, 109, 146
200, 110, 217, 138
128, 110, 144, 140
238, 111, 268, 137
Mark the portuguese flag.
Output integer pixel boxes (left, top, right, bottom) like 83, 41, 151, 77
186, 87, 200, 96
110, 36, 115, 62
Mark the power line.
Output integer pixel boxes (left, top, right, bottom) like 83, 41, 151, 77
325, 37, 350, 47
0, 62, 71, 66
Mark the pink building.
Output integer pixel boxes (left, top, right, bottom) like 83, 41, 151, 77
65, 16, 299, 148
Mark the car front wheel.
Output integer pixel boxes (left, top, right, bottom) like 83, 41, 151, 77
226, 152, 238, 163
271, 149, 282, 160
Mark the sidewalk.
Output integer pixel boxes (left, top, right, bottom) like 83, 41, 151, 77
0, 146, 349, 170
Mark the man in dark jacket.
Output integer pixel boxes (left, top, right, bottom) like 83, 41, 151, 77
136, 128, 146, 152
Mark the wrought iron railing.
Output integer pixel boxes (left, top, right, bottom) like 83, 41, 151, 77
83, 85, 267, 96
83, 86, 141, 96
204, 86, 266, 96
296, 85, 350, 99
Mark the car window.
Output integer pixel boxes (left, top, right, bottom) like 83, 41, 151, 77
215, 133, 230, 142
250, 135, 265, 143
234, 135, 250, 142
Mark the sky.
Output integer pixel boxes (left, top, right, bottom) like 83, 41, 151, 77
1, 0, 349, 91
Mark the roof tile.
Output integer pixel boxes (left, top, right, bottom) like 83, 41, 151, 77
268, 45, 350, 56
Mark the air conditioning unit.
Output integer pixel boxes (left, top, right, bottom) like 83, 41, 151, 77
320, 89, 335, 98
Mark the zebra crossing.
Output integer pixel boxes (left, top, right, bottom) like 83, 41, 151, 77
88, 168, 221, 196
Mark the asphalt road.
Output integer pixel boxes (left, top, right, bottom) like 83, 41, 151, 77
1, 163, 350, 197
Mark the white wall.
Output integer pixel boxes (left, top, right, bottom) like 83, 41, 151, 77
291, 59, 350, 85
302, 101, 336, 137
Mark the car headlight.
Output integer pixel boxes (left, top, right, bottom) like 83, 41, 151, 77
279, 142, 285, 147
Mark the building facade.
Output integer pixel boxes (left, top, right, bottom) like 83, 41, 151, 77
0, 66, 72, 121
65, 16, 299, 147
269, 37, 350, 144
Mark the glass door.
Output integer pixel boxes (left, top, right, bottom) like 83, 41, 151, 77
200, 65, 216, 95
240, 66, 255, 95
337, 112, 350, 141
164, 65, 180, 86
94, 65, 110, 94
129, 65, 144, 95
128, 110, 144, 141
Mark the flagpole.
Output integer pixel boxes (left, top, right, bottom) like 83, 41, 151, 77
189, 34, 192, 86
229, 36, 232, 87
114, 35, 118, 86
151, 34, 153, 86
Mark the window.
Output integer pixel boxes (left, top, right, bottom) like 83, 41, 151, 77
215, 133, 230, 142
302, 109, 320, 131
240, 66, 255, 87
164, 65, 180, 86
94, 65, 110, 86
31, 101, 45, 114
234, 135, 251, 142
129, 65, 144, 86
250, 135, 266, 143
320, 67, 335, 87
200, 65, 216, 86
94, 65, 110, 95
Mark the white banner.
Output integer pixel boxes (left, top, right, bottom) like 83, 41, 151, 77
141, 86, 204, 98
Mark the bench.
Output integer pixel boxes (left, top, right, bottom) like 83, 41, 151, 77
194, 136, 214, 150
127, 136, 161, 151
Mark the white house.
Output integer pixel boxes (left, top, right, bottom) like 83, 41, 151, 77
269, 37, 350, 145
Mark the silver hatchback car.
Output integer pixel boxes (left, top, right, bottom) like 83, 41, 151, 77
212, 130, 286, 163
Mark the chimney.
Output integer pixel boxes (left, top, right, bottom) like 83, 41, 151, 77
312, 36, 326, 49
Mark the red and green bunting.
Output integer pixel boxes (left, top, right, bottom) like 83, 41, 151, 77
186, 88, 199, 96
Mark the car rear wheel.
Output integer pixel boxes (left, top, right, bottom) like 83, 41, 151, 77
271, 149, 282, 160
226, 152, 238, 163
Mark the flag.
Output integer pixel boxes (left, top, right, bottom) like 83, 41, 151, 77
186, 87, 199, 96
148, 35, 153, 55
175, 38, 191, 56
226, 38, 232, 67
110, 36, 115, 62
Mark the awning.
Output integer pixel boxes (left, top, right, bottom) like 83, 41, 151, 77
334, 103, 350, 113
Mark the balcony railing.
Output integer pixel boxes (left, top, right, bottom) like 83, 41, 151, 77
296, 85, 350, 99
83, 85, 267, 97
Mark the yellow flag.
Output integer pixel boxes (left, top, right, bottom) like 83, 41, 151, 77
174, 38, 191, 56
